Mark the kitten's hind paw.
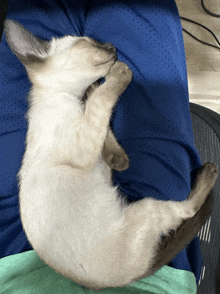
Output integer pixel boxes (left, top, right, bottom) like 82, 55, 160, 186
191, 163, 218, 195
187, 162, 218, 210
103, 150, 129, 171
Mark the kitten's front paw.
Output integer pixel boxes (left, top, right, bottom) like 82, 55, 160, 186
108, 152, 129, 171
105, 61, 133, 96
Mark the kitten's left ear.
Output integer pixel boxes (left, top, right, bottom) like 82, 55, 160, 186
4, 19, 50, 65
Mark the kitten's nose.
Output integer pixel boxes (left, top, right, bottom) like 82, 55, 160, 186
103, 42, 116, 52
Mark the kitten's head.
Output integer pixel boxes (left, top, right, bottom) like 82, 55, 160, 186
4, 20, 117, 94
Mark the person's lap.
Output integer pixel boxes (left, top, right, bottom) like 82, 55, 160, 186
0, 0, 202, 283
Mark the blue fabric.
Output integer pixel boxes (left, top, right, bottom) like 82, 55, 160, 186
0, 0, 202, 284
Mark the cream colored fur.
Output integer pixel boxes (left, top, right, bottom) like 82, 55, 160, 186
4, 20, 218, 290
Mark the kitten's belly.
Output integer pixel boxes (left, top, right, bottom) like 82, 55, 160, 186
19, 158, 122, 277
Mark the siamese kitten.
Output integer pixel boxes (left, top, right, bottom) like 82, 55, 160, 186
4, 19, 218, 291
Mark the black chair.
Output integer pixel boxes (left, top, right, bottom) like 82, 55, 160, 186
190, 103, 220, 294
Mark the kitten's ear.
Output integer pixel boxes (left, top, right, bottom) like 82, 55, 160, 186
4, 19, 50, 65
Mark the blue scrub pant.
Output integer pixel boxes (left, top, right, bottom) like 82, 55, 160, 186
0, 0, 202, 283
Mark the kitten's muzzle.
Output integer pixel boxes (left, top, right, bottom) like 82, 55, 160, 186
95, 53, 117, 66
88, 38, 117, 66
96, 42, 117, 57
102, 42, 116, 52
89, 38, 116, 52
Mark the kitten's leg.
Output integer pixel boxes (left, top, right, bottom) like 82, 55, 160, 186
83, 61, 132, 165
92, 163, 217, 288
148, 162, 218, 276
127, 163, 218, 279
102, 127, 129, 171
84, 77, 129, 171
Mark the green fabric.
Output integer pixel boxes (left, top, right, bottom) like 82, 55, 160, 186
0, 250, 197, 294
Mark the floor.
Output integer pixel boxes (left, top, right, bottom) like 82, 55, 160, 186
175, 0, 220, 114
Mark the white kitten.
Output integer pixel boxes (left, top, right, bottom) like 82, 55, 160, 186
4, 19, 218, 290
